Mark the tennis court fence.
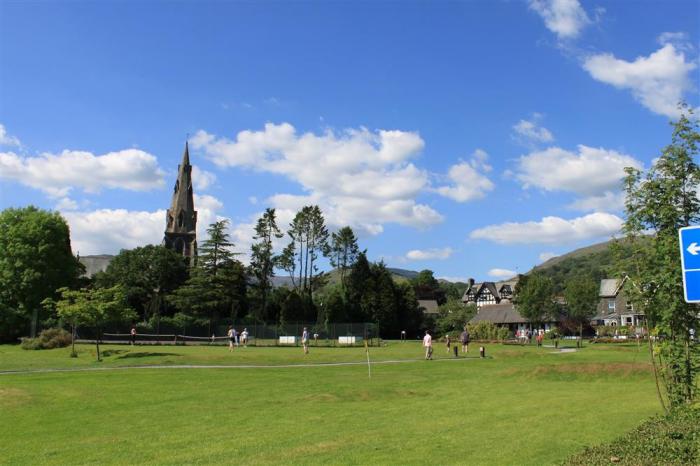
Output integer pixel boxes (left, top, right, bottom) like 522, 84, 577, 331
78, 322, 380, 347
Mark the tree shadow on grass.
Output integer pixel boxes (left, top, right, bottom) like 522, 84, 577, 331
117, 352, 182, 359
101, 350, 127, 357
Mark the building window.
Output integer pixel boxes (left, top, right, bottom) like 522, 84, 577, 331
608, 299, 616, 313
625, 301, 634, 312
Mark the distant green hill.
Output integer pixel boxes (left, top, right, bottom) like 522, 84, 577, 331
527, 238, 635, 293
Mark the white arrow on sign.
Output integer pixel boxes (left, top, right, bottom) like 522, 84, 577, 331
688, 242, 700, 255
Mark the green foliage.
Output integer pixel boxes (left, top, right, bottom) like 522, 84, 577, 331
55, 285, 136, 360
435, 299, 476, 335
565, 407, 700, 466
410, 269, 446, 303
439, 281, 468, 301
328, 226, 360, 290
250, 208, 283, 320
466, 321, 509, 341
0, 206, 83, 340
563, 275, 599, 337
94, 245, 187, 322
284, 205, 329, 299
514, 272, 558, 325
345, 252, 423, 336
619, 105, 700, 408
20, 328, 72, 350
169, 221, 248, 329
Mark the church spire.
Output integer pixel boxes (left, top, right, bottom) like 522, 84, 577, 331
163, 140, 198, 263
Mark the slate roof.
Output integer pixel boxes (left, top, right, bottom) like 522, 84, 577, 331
468, 303, 527, 324
599, 279, 620, 297
418, 299, 439, 314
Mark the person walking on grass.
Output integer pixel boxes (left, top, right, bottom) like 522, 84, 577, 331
460, 328, 469, 353
227, 326, 235, 352
445, 334, 451, 353
130, 325, 136, 346
423, 330, 433, 360
302, 327, 310, 354
241, 328, 249, 347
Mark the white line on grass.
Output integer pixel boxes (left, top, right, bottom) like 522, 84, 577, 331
0, 356, 479, 376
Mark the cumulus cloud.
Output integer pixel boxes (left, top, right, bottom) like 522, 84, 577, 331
512, 117, 554, 145
62, 194, 228, 255
0, 124, 21, 147
469, 212, 623, 245
582, 44, 697, 118
657, 32, 695, 53
191, 123, 443, 234
435, 149, 494, 202
191, 166, 217, 191
0, 148, 165, 197
488, 268, 517, 279
516, 145, 641, 211
528, 0, 591, 40
539, 251, 558, 262
405, 247, 454, 261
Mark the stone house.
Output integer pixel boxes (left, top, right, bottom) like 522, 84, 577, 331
591, 276, 645, 327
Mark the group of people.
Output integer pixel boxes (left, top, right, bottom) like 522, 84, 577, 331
423, 329, 470, 360
517, 328, 545, 346
226, 326, 250, 351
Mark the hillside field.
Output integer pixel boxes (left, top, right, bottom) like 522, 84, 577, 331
0, 342, 660, 465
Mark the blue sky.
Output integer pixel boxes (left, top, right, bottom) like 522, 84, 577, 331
1, 0, 699, 282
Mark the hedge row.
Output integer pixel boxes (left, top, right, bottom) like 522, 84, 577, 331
564, 407, 699, 465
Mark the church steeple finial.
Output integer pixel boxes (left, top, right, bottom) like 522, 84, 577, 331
182, 139, 190, 166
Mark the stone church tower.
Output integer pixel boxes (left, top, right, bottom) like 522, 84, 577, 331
163, 141, 197, 263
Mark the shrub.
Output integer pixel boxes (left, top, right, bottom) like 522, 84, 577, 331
466, 321, 509, 341
565, 407, 699, 465
21, 327, 72, 350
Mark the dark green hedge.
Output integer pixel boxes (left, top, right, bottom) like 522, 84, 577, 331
565, 407, 699, 465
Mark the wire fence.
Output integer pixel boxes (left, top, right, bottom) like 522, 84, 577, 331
80, 322, 380, 347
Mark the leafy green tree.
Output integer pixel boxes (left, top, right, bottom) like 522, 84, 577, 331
168, 220, 247, 332
284, 205, 329, 300
0, 206, 83, 339
250, 208, 283, 320
329, 226, 360, 290
514, 272, 558, 327
95, 245, 188, 326
563, 275, 598, 343
55, 285, 136, 361
435, 299, 477, 336
411, 269, 446, 304
620, 104, 700, 408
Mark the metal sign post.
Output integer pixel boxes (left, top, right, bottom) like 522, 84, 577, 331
679, 225, 700, 303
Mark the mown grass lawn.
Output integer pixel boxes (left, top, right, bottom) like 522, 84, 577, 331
0, 342, 660, 465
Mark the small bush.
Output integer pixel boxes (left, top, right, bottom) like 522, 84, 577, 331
21, 328, 72, 350
564, 407, 700, 465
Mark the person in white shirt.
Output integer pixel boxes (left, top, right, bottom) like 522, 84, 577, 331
241, 328, 249, 347
423, 330, 433, 360
302, 327, 310, 354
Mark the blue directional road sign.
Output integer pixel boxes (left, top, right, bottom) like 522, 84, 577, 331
679, 225, 700, 303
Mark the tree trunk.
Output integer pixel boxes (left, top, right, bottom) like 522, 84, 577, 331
95, 328, 101, 362
30, 306, 38, 338
71, 323, 76, 357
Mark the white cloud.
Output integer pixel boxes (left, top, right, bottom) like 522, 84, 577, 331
529, 0, 591, 40
469, 212, 623, 245
0, 124, 21, 147
539, 251, 558, 262
191, 166, 216, 191
0, 148, 165, 197
488, 268, 517, 279
657, 32, 695, 53
63, 194, 228, 256
191, 123, 443, 234
583, 44, 697, 118
513, 118, 554, 144
55, 197, 78, 211
435, 149, 494, 202
516, 145, 641, 211
405, 247, 454, 261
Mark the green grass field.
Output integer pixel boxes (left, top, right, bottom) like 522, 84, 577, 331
0, 342, 660, 465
